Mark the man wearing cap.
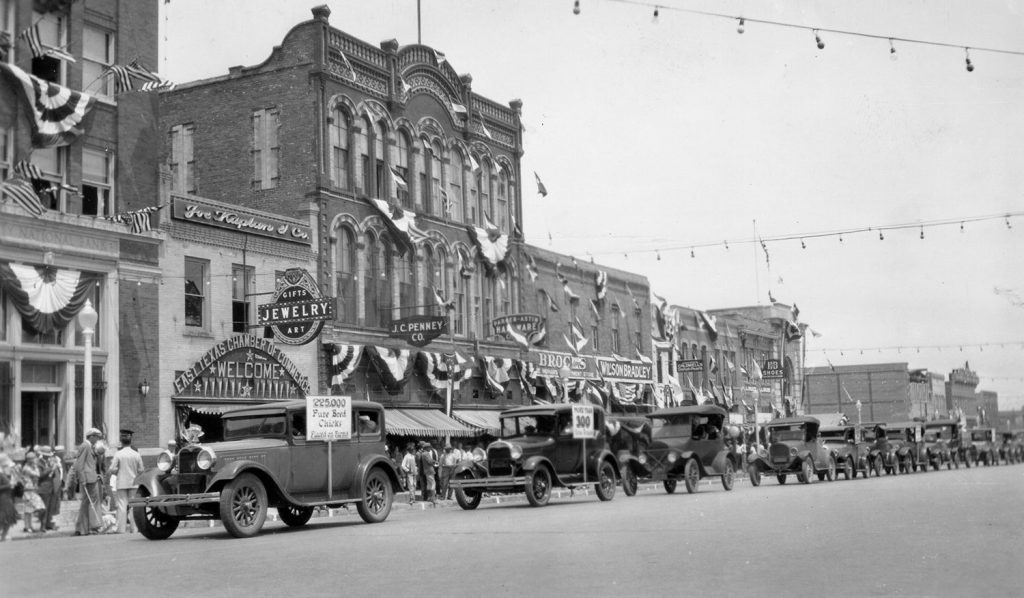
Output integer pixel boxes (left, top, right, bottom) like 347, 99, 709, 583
109, 429, 145, 534
35, 446, 62, 531
73, 428, 104, 536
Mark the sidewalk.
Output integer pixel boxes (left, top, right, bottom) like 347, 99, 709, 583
5, 477, 744, 542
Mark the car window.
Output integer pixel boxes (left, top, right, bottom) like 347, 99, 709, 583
650, 416, 689, 439
224, 414, 287, 439
291, 412, 306, 440
357, 410, 381, 439
768, 426, 803, 442
887, 430, 907, 441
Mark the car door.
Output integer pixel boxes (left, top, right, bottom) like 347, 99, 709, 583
289, 409, 329, 496
553, 412, 584, 476
329, 408, 381, 497
691, 414, 723, 472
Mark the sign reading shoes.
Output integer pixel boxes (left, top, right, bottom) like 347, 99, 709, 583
258, 268, 332, 346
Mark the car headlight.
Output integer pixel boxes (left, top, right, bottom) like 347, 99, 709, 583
638, 454, 647, 465
789, 447, 798, 457
157, 450, 174, 472
510, 445, 523, 460
667, 451, 678, 463
196, 447, 217, 470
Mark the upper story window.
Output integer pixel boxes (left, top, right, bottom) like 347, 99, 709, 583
398, 250, 415, 318
29, 146, 65, 212
231, 264, 254, 334
82, 25, 115, 99
0, 126, 11, 179
168, 124, 196, 194
477, 162, 490, 225
335, 226, 357, 325
81, 147, 113, 217
429, 141, 443, 217
373, 121, 385, 199
1, 1, 14, 63
252, 108, 280, 190
394, 130, 410, 207
611, 306, 621, 354
328, 107, 349, 190
31, 11, 66, 84
449, 150, 464, 223
355, 117, 370, 195
496, 168, 509, 233
184, 257, 209, 329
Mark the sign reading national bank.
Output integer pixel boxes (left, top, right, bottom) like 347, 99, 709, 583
595, 357, 653, 383
171, 196, 311, 244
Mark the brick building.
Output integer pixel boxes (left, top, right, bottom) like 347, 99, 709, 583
1, 0, 162, 449
156, 6, 657, 441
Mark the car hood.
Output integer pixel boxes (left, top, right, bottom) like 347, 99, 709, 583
191, 438, 289, 453
489, 437, 556, 456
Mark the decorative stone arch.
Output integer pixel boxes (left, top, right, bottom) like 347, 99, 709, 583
468, 140, 493, 163
447, 137, 471, 160
494, 155, 516, 182
328, 213, 363, 241
416, 116, 447, 147
363, 99, 394, 130
393, 117, 417, 138
327, 93, 358, 117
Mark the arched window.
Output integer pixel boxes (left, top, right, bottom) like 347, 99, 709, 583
329, 107, 349, 189
373, 120, 386, 198
611, 306, 621, 354
469, 271, 481, 338
449, 150, 464, 223
482, 276, 494, 335
398, 248, 415, 318
477, 161, 491, 225
430, 141, 443, 217
467, 156, 479, 223
418, 139, 430, 212
357, 117, 371, 195
454, 250, 467, 336
364, 232, 380, 327
496, 274, 509, 316
336, 226, 357, 325
422, 246, 436, 315
496, 168, 509, 233
436, 246, 449, 302
395, 130, 411, 207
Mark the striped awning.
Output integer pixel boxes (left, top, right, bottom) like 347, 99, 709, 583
453, 409, 501, 435
385, 409, 477, 438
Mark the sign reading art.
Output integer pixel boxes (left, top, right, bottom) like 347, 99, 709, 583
258, 268, 332, 346
533, 350, 599, 380
491, 314, 543, 339
171, 196, 311, 244
173, 334, 311, 399
596, 357, 653, 383
388, 315, 448, 348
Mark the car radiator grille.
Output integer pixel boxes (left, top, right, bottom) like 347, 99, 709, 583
488, 446, 513, 476
770, 445, 792, 464
172, 450, 207, 494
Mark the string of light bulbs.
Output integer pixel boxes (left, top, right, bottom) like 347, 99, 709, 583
572, 0, 1024, 71
815, 341, 1024, 355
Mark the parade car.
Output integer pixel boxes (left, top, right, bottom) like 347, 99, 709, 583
129, 400, 400, 539
818, 424, 872, 479
620, 405, 741, 495
967, 428, 999, 466
863, 423, 901, 476
923, 419, 969, 470
448, 403, 620, 508
747, 416, 837, 485
998, 431, 1023, 465
880, 421, 928, 473
607, 415, 652, 496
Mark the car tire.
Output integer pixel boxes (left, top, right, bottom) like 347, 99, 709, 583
777, 474, 787, 485
801, 459, 814, 484
277, 504, 314, 527
220, 472, 268, 539
595, 461, 616, 502
873, 458, 884, 477
622, 467, 638, 497
826, 457, 837, 481
663, 479, 677, 494
842, 459, 853, 480
901, 455, 914, 474
747, 465, 761, 487
133, 488, 180, 540
683, 459, 700, 494
454, 475, 482, 511
357, 468, 393, 524
721, 459, 735, 491
525, 467, 552, 507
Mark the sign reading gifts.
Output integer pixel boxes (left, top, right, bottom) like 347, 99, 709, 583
533, 350, 599, 380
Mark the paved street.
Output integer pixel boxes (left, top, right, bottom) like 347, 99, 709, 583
2, 465, 1022, 598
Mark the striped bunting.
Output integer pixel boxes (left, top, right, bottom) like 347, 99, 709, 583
109, 204, 164, 233
1, 176, 45, 217
329, 343, 363, 387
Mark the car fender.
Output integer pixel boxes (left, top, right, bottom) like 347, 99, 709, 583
206, 459, 285, 495
355, 455, 401, 493
617, 452, 644, 475
709, 450, 735, 474
451, 461, 483, 479
796, 451, 816, 470
521, 455, 553, 475
746, 453, 769, 471
594, 450, 621, 480
134, 468, 171, 499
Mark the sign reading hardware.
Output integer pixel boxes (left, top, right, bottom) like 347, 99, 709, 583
172, 196, 311, 244
491, 313, 543, 338
762, 359, 785, 379
258, 269, 331, 346
388, 315, 448, 347
675, 359, 704, 372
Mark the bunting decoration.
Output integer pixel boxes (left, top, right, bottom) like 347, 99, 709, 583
109, 204, 164, 233
327, 343, 364, 387
538, 288, 560, 313
563, 323, 589, 355
389, 167, 408, 193
0, 262, 100, 334
482, 356, 513, 396
534, 172, 547, 197
0, 62, 95, 147
1, 176, 45, 217
364, 196, 427, 256
419, 351, 449, 391
594, 270, 608, 301
466, 214, 508, 273
697, 311, 718, 339
507, 324, 532, 350
364, 346, 413, 393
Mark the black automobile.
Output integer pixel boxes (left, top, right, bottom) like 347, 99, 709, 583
747, 416, 837, 485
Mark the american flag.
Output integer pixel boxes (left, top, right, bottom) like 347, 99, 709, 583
1, 176, 45, 217
19, 25, 75, 62
126, 61, 175, 91
13, 161, 43, 181
112, 205, 164, 233
107, 65, 134, 93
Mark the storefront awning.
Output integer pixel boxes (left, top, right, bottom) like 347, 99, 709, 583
174, 401, 265, 415
452, 409, 501, 435
385, 409, 477, 438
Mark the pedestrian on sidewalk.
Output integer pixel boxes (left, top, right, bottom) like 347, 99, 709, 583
73, 428, 104, 536
19, 450, 46, 533
109, 429, 145, 534
36, 446, 60, 531
419, 442, 438, 506
440, 444, 459, 500
0, 453, 19, 542
400, 444, 418, 504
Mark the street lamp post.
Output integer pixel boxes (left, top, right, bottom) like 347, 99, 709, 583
78, 298, 98, 436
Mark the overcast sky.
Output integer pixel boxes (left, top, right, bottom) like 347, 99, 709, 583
160, 0, 1024, 411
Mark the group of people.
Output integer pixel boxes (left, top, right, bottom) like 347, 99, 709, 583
398, 441, 487, 506
0, 426, 146, 541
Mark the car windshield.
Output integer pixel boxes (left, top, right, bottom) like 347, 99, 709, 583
819, 430, 846, 441
925, 426, 953, 441
501, 414, 559, 438
768, 425, 804, 442
223, 414, 287, 439
971, 431, 989, 441
650, 415, 690, 439
862, 428, 878, 442
887, 430, 907, 441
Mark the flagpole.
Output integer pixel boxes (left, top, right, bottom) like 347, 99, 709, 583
417, 0, 422, 44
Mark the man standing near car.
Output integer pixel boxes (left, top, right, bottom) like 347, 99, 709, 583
109, 429, 145, 534
401, 444, 418, 504
73, 428, 104, 536
419, 442, 438, 506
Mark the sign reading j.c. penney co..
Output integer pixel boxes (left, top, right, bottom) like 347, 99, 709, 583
171, 196, 311, 244
388, 315, 448, 348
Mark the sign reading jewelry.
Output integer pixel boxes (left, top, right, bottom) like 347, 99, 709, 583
258, 268, 332, 346
171, 196, 311, 244
173, 334, 311, 399
388, 315, 448, 348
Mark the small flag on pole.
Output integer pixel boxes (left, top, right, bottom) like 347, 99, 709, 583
434, 50, 446, 65
389, 167, 408, 192
534, 172, 547, 197
13, 161, 44, 181
19, 26, 75, 62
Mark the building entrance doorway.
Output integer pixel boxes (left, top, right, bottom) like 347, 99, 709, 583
21, 391, 58, 448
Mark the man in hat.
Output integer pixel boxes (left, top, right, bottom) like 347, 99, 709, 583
439, 444, 459, 500
73, 428, 104, 536
35, 446, 62, 531
418, 442, 438, 506
109, 429, 145, 534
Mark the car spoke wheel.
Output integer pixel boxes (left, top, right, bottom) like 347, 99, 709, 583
776, 474, 787, 485
826, 457, 837, 481
277, 504, 313, 527
525, 467, 552, 507
901, 455, 914, 474
220, 472, 268, 539
873, 458, 884, 477
683, 459, 700, 494
357, 468, 393, 524
133, 488, 180, 540
622, 467, 638, 497
721, 460, 735, 491
747, 465, 761, 487
842, 459, 853, 480
801, 459, 814, 484
663, 479, 677, 494
454, 475, 482, 510
595, 462, 616, 502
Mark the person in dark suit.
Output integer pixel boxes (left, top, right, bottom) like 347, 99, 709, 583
73, 428, 104, 536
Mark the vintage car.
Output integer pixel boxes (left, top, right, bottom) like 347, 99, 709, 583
862, 423, 902, 476
967, 428, 999, 466
747, 416, 837, 485
923, 419, 969, 470
879, 421, 928, 473
448, 403, 620, 508
617, 405, 741, 495
607, 415, 652, 496
998, 431, 1023, 464
818, 425, 872, 479
129, 400, 400, 539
